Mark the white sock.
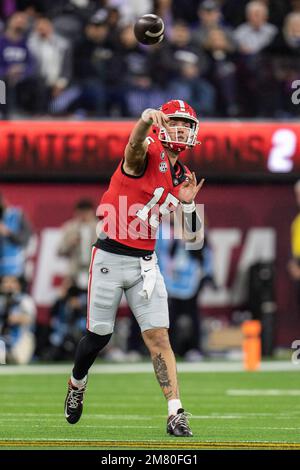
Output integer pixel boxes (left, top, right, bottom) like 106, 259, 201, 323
168, 399, 182, 417
71, 375, 87, 389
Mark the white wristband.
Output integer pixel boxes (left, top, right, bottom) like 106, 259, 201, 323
181, 201, 196, 213
141, 108, 155, 124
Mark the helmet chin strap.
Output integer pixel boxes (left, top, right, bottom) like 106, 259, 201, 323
163, 142, 186, 154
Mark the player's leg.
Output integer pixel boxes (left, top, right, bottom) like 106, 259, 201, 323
142, 327, 179, 402
125, 258, 193, 436
142, 327, 192, 437
71, 331, 112, 383
65, 248, 123, 424
64, 330, 113, 424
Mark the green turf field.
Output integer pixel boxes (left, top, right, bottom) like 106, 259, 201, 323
1, 367, 300, 449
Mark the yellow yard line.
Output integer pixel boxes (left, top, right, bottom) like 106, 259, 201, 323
0, 440, 300, 449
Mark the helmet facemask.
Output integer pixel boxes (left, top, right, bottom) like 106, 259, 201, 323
158, 116, 199, 153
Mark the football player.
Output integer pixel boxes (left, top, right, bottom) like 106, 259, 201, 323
64, 100, 204, 437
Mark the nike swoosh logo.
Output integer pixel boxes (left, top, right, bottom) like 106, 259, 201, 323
144, 269, 152, 272
64, 406, 70, 418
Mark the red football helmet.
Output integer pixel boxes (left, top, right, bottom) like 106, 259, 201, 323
158, 100, 199, 153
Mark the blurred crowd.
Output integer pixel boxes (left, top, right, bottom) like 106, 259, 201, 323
2, 184, 300, 364
0, 192, 214, 363
0, 193, 35, 364
0, 0, 300, 119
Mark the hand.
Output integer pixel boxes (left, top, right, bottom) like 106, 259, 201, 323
179, 173, 205, 204
6, 64, 24, 85
287, 259, 300, 280
52, 77, 68, 97
66, 233, 80, 249
0, 222, 11, 237
141, 108, 170, 129
52, 85, 63, 98
7, 313, 22, 326
68, 297, 81, 309
199, 275, 217, 290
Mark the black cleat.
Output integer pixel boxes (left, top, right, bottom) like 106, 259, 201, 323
167, 408, 193, 437
64, 379, 87, 424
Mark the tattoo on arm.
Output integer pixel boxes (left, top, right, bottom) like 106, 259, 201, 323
153, 353, 171, 388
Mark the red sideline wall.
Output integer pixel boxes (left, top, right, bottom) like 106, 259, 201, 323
1, 182, 298, 347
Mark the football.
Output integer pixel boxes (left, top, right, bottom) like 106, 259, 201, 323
134, 14, 165, 45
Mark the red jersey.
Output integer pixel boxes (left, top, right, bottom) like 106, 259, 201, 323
98, 133, 191, 251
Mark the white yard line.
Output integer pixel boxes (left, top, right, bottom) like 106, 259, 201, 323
227, 389, 300, 396
0, 424, 159, 429
0, 437, 286, 441
0, 412, 298, 420
0, 361, 297, 375
0, 414, 153, 420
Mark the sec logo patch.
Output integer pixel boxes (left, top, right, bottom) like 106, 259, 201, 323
159, 162, 168, 173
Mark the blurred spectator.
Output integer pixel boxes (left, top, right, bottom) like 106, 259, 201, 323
15, 1, 49, 15
255, 0, 292, 29
155, 219, 214, 360
48, 0, 97, 41
266, 12, 300, 58
153, 0, 174, 38
0, 193, 32, 279
203, 27, 240, 116
73, 10, 113, 116
168, 20, 208, 75
193, 0, 235, 50
291, 0, 300, 13
109, 23, 150, 115
0, 0, 299, 119
0, 275, 36, 364
47, 274, 125, 362
288, 180, 300, 283
150, 20, 207, 89
105, 6, 121, 40
222, 0, 250, 28
234, 1, 277, 55
125, 72, 166, 117
0, 0, 17, 22
263, 12, 300, 116
52, 0, 96, 18
172, 0, 202, 26
57, 199, 97, 290
168, 52, 216, 116
106, 0, 151, 23
28, 16, 72, 114
234, 2, 278, 117
223, 0, 290, 29
47, 277, 86, 360
0, 12, 40, 117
